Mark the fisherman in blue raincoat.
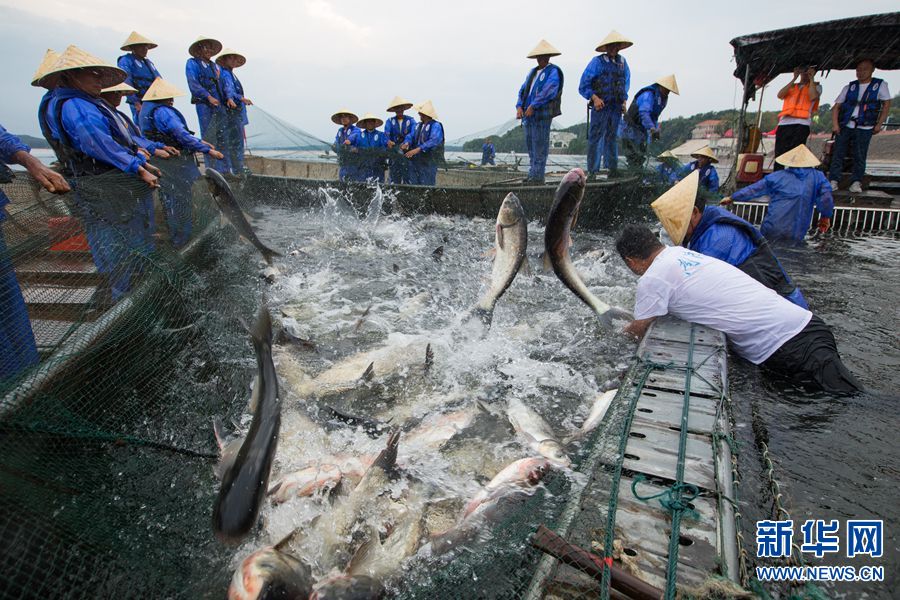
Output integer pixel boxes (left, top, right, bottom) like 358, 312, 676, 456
654, 172, 809, 308
101, 81, 177, 254
722, 145, 832, 245
654, 150, 683, 185
140, 78, 224, 248
680, 146, 719, 194
39, 46, 161, 301
185, 36, 226, 171
217, 48, 253, 176
405, 101, 445, 186
117, 31, 162, 125
0, 124, 71, 380
481, 138, 496, 165
620, 74, 679, 169
32, 49, 65, 162
355, 113, 388, 183
332, 109, 361, 182
579, 31, 631, 177
384, 97, 416, 184
516, 40, 563, 183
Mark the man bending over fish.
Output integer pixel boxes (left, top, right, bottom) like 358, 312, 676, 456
614, 224, 861, 395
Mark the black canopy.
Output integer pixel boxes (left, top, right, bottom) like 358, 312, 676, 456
731, 12, 900, 101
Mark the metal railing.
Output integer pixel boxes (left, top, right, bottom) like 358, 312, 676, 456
732, 202, 900, 233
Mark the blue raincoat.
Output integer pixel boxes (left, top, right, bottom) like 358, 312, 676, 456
356, 128, 388, 182
141, 101, 212, 247
220, 67, 248, 175
43, 89, 152, 300
384, 115, 416, 184
730, 168, 834, 244
517, 64, 562, 182
579, 54, 630, 173
682, 160, 719, 193
687, 206, 808, 307
655, 160, 682, 185
117, 53, 161, 123
408, 120, 444, 186
185, 57, 226, 170
0, 125, 40, 379
620, 84, 667, 143
481, 142, 495, 166
334, 125, 362, 181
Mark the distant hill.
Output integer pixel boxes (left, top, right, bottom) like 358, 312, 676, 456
463, 95, 900, 155
15, 134, 50, 149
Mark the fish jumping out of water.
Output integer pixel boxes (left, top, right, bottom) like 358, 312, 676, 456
544, 168, 631, 328
507, 397, 570, 467
213, 306, 282, 544
205, 168, 282, 265
227, 532, 314, 600
470, 193, 528, 327
566, 389, 618, 443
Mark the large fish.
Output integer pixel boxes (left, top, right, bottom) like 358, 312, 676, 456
566, 389, 618, 443
227, 533, 314, 600
213, 306, 282, 544
507, 398, 570, 467
544, 168, 632, 328
461, 457, 552, 518
205, 168, 281, 265
471, 193, 528, 326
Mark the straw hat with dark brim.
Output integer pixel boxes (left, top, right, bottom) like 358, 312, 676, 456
101, 82, 138, 94
357, 112, 384, 128
417, 100, 439, 121
331, 109, 359, 125
189, 36, 223, 58
215, 48, 246, 67
386, 96, 414, 112
38, 45, 127, 90
651, 171, 699, 246
775, 144, 820, 168
657, 150, 680, 162
655, 74, 679, 95
31, 49, 60, 88
690, 146, 718, 163
121, 31, 158, 51
142, 78, 187, 102
595, 30, 633, 53
527, 39, 561, 59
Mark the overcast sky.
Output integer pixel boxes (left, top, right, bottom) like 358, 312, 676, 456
1, 1, 898, 142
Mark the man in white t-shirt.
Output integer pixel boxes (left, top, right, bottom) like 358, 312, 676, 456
828, 59, 892, 193
615, 224, 861, 394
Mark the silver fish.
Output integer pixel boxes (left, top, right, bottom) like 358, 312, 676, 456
507, 397, 570, 467
544, 168, 631, 328
227, 534, 313, 600
268, 464, 343, 504
471, 193, 528, 326
567, 389, 618, 443
213, 306, 282, 544
205, 168, 281, 265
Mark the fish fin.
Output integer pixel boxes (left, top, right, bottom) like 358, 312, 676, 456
496, 222, 504, 249
540, 251, 553, 273
273, 528, 301, 551
242, 210, 254, 223
212, 418, 226, 451
424, 343, 433, 374
346, 527, 380, 576
371, 430, 401, 472
261, 246, 282, 267
519, 258, 532, 277
360, 362, 375, 382
267, 481, 283, 497
608, 306, 634, 321
431, 245, 444, 260
248, 374, 260, 413
353, 304, 372, 332
219, 214, 227, 227
482, 247, 497, 259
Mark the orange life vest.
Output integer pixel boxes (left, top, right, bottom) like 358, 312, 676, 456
778, 84, 820, 120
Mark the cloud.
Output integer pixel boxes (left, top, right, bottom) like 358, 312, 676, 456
304, 0, 371, 41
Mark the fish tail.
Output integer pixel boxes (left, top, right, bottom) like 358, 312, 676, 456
468, 306, 494, 328
371, 430, 401, 472
251, 305, 273, 347
261, 246, 283, 266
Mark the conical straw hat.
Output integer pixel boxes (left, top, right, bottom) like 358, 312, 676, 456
38, 45, 126, 89
657, 150, 679, 162
142, 78, 187, 102
595, 30, 633, 53
31, 49, 60, 87
189, 36, 223, 58
331, 108, 359, 125
417, 100, 439, 120
357, 112, 384, 128
690, 146, 718, 163
215, 48, 246, 67
386, 96, 414, 112
651, 171, 699, 246
656, 74, 679, 95
775, 144, 820, 168
527, 39, 561, 59
101, 82, 138, 94
121, 31, 157, 51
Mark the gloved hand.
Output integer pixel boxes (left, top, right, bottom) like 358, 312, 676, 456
719, 196, 733, 206
817, 217, 831, 233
